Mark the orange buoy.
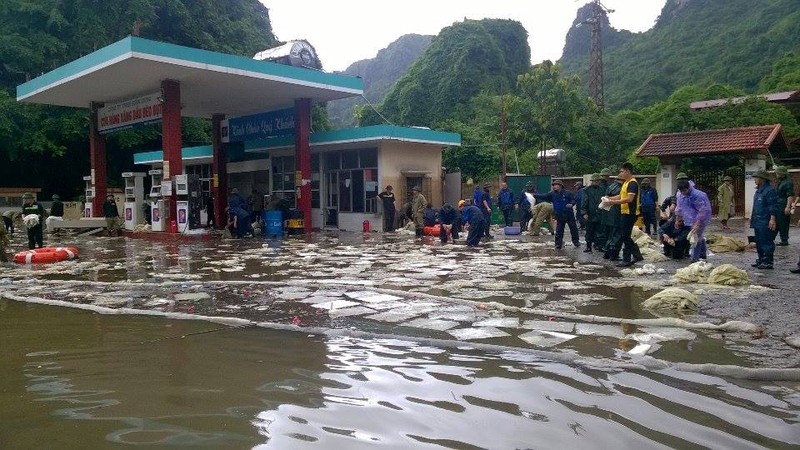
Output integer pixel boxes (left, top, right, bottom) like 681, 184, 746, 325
423, 225, 447, 237
13, 247, 79, 264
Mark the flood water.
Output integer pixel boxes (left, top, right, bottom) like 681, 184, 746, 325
1, 300, 798, 448
1, 231, 800, 448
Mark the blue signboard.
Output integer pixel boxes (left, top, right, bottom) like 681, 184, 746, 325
223, 108, 295, 143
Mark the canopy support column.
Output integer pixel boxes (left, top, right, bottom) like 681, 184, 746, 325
89, 102, 107, 217
295, 98, 312, 233
211, 113, 227, 229
161, 79, 182, 232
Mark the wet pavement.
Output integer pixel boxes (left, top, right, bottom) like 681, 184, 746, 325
2, 218, 799, 371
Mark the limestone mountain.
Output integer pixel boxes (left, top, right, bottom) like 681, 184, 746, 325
326, 34, 432, 128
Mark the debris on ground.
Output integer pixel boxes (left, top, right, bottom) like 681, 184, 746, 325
641, 287, 699, 311
672, 261, 714, 283
706, 233, 748, 253
706, 264, 750, 286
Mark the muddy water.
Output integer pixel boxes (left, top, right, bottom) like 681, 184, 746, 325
2, 231, 800, 446
1, 300, 798, 449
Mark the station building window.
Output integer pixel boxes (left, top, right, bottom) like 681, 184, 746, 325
324, 148, 378, 213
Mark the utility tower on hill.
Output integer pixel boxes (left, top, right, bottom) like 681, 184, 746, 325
583, 1, 613, 111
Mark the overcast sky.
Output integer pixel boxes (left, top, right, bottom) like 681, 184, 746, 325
262, 0, 667, 72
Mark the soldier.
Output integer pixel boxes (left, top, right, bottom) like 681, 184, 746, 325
411, 186, 427, 238
21, 192, 44, 249
601, 172, 622, 260
774, 166, 794, 246
473, 182, 493, 238
717, 175, 735, 230
580, 173, 604, 252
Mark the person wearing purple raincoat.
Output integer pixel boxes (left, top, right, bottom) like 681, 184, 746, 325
675, 178, 712, 261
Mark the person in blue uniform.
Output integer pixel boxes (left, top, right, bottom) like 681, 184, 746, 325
660, 215, 690, 259
534, 179, 580, 249
473, 183, 493, 239
750, 169, 779, 269
497, 182, 515, 227
459, 201, 486, 247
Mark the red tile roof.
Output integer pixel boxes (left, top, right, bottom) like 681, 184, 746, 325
636, 124, 788, 158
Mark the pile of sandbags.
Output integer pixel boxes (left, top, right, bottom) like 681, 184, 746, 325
672, 261, 714, 283
706, 264, 750, 286
641, 287, 699, 311
706, 233, 748, 253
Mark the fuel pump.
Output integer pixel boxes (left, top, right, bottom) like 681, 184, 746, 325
174, 174, 189, 232
122, 172, 146, 230
149, 169, 165, 231
83, 175, 94, 217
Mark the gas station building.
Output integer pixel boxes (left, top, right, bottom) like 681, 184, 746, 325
16, 36, 459, 233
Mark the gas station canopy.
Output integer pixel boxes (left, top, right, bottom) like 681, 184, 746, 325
16, 36, 363, 117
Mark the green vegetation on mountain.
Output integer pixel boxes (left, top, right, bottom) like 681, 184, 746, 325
0, 0, 281, 197
560, 0, 800, 111
370, 19, 530, 127
327, 34, 432, 128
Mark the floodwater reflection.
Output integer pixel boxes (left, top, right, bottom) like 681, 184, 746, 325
1, 301, 798, 448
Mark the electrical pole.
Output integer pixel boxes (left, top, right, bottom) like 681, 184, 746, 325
586, 1, 613, 111
500, 96, 507, 182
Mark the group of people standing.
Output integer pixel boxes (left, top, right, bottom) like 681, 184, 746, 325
374, 164, 799, 274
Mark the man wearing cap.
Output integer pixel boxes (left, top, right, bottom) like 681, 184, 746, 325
601, 171, 622, 259
774, 166, 794, 246
378, 185, 396, 232
103, 194, 121, 237
573, 181, 585, 229
411, 186, 427, 238
717, 175, 735, 230
518, 182, 535, 232
21, 193, 44, 249
605, 163, 643, 266
534, 179, 580, 249
594, 168, 611, 248
46, 194, 64, 233
750, 170, 779, 269
639, 178, 658, 235
458, 200, 486, 247
580, 173, 604, 252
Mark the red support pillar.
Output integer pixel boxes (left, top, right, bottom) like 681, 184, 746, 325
89, 102, 107, 217
294, 98, 312, 233
211, 113, 227, 229
161, 79, 182, 232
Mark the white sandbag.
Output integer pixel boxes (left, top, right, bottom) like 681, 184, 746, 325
706, 264, 750, 286
641, 287, 699, 311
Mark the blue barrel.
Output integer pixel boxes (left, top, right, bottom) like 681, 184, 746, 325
263, 210, 283, 237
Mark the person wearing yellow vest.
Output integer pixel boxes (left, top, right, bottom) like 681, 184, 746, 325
604, 162, 643, 267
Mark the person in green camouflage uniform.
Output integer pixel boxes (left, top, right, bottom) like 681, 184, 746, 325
601, 172, 622, 260
411, 186, 427, 238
